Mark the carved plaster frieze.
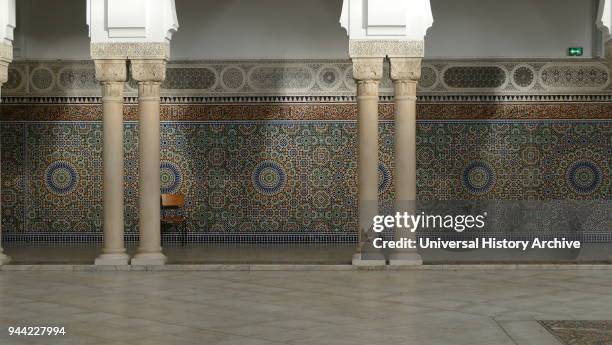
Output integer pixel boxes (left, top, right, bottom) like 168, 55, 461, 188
351, 58, 384, 81
0, 62, 8, 85
94, 60, 127, 83
349, 40, 424, 58
389, 57, 422, 81
3, 59, 611, 100
90, 42, 170, 61
130, 60, 167, 83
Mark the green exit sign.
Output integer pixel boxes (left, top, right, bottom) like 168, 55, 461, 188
568, 47, 583, 57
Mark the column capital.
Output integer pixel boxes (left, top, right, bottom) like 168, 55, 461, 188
94, 59, 127, 83
131, 59, 167, 83
352, 57, 384, 81
389, 57, 422, 82
0, 43, 13, 85
0, 62, 7, 86
605, 40, 612, 67
0, 43, 12, 63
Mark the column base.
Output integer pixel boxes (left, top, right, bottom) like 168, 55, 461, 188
352, 253, 386, 267
388, 252, 423, 266
0, 253, 11, 265
95, 253, 130, 266
131, 252, 167, 266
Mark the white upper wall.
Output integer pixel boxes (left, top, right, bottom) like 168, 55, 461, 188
14, 0, 90, 59
427, 0, 597, 59
12, 0, 601, 60
171, 0, 347, 60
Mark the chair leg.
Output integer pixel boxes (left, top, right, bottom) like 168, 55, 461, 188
160, 222, 164, 246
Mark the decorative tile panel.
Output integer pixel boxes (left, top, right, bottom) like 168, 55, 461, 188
540, 63, 610, 90
442, 66, 508, 89
1, 120, 609, 234
0, 123, 26, 234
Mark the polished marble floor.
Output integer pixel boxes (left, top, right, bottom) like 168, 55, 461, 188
1, 270, 612, 345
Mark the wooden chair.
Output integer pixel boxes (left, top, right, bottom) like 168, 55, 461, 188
160, 194, 187, 246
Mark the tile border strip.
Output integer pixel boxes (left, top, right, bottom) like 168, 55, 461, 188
3, 232, 612, 245
3, 102, 612, 121
2, 265, 612, 271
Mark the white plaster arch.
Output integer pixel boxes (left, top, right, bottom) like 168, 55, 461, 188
340, 0, 433, 41
0, 0, 16, 45
597, 0, 611, 42
86, 0, 179, 43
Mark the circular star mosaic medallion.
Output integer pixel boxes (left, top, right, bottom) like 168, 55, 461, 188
160, 161, 182, 194
512, 65, 536, 89
317, 66, 341, 90
252, 160, 287, 196
378, 163, 391, 194
45, 161, 79, 196
221, 66, 246, 90
566, 161, 602, 194
419, 66, 438, 89
462, 161, 496, 195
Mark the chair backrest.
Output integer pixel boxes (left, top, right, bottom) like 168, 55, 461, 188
161, 194, 185, 208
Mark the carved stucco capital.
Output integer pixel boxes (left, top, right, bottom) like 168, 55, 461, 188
0, 43, 13, 86
605, 40, 612, 69
389, 57, 422, 82
352, 58, 384, 81
0, 62, 8, 86
131, 60, 167, 83
100, 82, 124, 99
349, 40, 424, 58
137, 81, 162, 99
393, 79, 418, 98
356, 80, 380, 97
94, 60, 127, 83
0, 43, 12, 63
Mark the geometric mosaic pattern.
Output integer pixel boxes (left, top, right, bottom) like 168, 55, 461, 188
2, 120, 610, 234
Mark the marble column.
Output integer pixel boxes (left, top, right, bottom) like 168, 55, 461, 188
388, 58, 423, 266
351, 58, 386, 266
606, 39, 612, 74
0, 44, 11, 265
130, 59, 167, 266
94, 60, 130, 266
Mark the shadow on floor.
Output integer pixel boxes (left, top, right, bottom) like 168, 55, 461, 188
3, 244, 355, 265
